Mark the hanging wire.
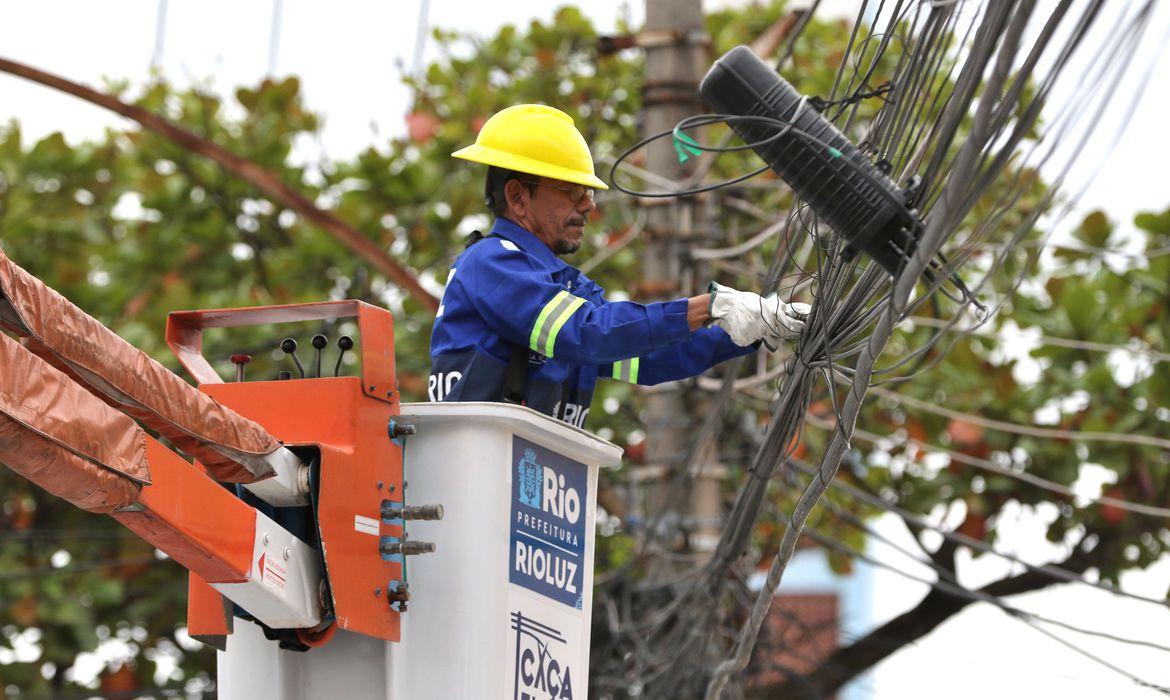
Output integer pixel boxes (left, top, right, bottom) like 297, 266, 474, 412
593, 2, 1169, 696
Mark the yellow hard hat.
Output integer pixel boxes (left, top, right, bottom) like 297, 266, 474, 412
451, 104, 609, 190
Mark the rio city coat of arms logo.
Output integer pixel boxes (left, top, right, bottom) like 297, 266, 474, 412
518, 448, 542, 509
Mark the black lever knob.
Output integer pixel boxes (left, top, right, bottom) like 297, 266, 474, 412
334, 335, 354, 377
280, 338, 305, 378
311, 334, 328, 378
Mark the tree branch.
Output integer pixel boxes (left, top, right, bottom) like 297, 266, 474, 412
0, 56, 439, 312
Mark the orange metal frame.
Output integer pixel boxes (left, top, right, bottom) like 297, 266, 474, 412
168, 301, 403, 644
112, 439, 257, 582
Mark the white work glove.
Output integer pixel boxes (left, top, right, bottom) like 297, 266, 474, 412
761, 295, 811, 350
708, 282, 809, 348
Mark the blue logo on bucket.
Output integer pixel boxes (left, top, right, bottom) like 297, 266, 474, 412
510, 436, 587, 608
518, 448, 543, 509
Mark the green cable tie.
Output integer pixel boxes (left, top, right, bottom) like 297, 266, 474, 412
673, 131, 703, 163
828, 147, 843, 159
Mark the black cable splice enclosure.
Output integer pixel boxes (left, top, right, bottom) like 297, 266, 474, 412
699, 45, 920, 276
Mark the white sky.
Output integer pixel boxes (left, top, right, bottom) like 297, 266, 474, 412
2, 1, 1169, 697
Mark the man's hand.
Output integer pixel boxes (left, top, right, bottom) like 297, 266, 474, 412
707, 283, 808, 347
761, 295, 811, 350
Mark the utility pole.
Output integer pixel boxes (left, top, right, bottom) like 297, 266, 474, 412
638, 0, 724, 561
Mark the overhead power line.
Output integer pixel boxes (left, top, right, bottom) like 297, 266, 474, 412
412, 0, 432, 78
268, 0, 285, 76
905, 315, 1170, 364
0, 529, 129, 541
0, 556, 165, 582
788, 486, 1170, 655
784, 457, 1170, 609
803, 529, 1170, 695
804, 528, 1170, 655
867, 385, 1170, 451
802, 412, 1170, 518
151, 0, 169, 70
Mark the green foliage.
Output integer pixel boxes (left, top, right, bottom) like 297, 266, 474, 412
835, 207, 1170, 584
0, 6, 645, 695
0, 1, 1166, 695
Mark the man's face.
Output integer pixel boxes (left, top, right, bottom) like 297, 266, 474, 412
515, 177, 597, 256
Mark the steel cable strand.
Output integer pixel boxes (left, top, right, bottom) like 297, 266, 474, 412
877, 18, 1156, 381
916, 0, 1015, 204
651, 260, 870, 692
594, 244, 851, 692
887, 4, 970, 176
875, 1, 954, 160
959, 0, 1119, 215
705, 9, 1021, 692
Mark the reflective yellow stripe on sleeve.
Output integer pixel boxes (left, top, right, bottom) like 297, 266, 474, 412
529, 290, 587, 358
612, 357, 640, 384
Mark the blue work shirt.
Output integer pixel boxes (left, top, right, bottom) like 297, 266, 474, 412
428, 217, 756, 428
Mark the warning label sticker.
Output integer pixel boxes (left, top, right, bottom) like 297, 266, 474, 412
509, 436, 587, 609
258, 551, 286, 593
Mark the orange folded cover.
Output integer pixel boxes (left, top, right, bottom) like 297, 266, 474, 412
0, 333, 145, 512
0, 249, 278, 482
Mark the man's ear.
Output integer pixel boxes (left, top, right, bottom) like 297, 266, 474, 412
504, 178, 530, 215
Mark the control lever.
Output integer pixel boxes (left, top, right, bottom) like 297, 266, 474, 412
311, 334, 328, 378
280, 338, 305, 378
230, 354, 251, 382
334, 335, 354, 377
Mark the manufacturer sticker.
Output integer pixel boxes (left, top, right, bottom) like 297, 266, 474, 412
509, 436, 586, 609
354, 514, 380, 536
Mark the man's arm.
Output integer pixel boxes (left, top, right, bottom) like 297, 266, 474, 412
607, 286, 809, 386
462, 241, 694, 365
603, 326, 756, 387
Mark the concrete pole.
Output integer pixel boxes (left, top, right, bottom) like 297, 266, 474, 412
638, 0, 724, 560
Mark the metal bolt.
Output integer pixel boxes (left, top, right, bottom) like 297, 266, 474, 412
387, 580, 410, 612
381, 503, 444, 521
374, 588, 382, 597
389, 485, 396, 493
377, 480, 384, 490
369, 385, 376, 391
380, 540, 436, 556
282, 547, 291, 561
262, 533, 270, 546
388, 422, 416, 440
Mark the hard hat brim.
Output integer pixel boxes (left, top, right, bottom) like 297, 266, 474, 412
451, 143, 609, 191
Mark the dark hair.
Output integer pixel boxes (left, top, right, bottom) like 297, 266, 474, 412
485, 166, 536, 217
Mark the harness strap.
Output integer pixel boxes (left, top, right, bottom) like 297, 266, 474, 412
466, 229, 529, 405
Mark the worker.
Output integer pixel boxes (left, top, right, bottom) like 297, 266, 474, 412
429, 104, 809, 428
